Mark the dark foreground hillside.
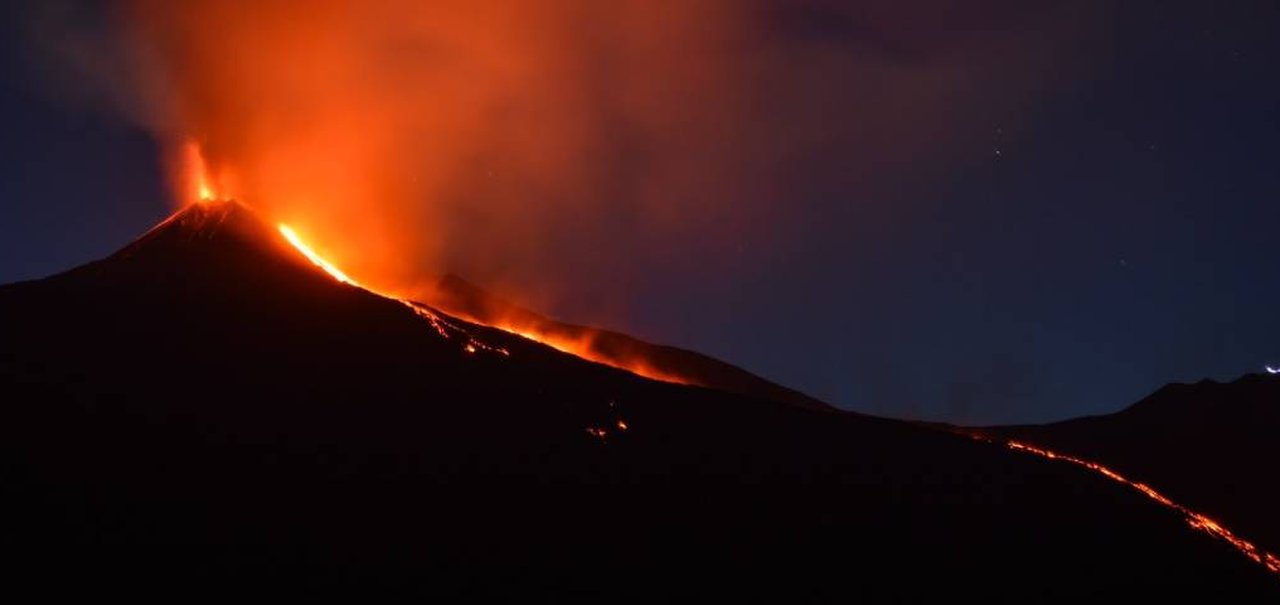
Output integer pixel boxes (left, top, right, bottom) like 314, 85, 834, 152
0, 202, 1274, 601
990, 374, 1280, 560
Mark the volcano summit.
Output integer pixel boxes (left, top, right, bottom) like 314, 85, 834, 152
0, 201, 1276, 600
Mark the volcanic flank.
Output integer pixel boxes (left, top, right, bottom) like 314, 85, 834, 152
0, 200, 1277, 600
982, 374, 1280, 567
422, 273, 832, 411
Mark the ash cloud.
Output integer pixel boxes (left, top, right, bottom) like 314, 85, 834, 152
25, 0, 1100, 325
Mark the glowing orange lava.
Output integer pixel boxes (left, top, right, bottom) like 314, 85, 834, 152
180, 132, 690, 387
1002, 439, 1280, 577
455, 318, 688, 386
276, 222, 510, 359
184, 141, 218, 203
278, 225, 356, 285
275, 218, 683, 385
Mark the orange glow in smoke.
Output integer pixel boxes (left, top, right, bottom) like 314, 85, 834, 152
130, 3, 771, 389
1003, 439, 1280, 577
184, 141, 218, 203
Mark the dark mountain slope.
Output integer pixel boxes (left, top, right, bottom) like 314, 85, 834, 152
0, 201, 1275, 600
424, 273, 832, 411
989, 374, 1280, 557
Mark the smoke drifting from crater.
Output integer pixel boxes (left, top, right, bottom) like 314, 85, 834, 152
34, 0, 1096, 320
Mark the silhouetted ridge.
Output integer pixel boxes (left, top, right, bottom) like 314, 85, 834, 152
991, 373, 1280, 560
0, 203, 1275, 600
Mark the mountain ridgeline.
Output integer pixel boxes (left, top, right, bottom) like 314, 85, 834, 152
984, 374, 1280, 561
0, 201, 1275, 600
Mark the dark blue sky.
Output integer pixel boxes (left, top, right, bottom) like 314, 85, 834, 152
1, 1, 1277, 423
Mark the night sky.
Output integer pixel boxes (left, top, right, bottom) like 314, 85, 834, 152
1, 1, 1277, 423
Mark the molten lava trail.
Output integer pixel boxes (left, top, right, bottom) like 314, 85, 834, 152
270, 214, 1277, 578
278, 222, 510, 358
274, 220, 687, 385
997, 438, 1280, 577
278, 225, 355, 284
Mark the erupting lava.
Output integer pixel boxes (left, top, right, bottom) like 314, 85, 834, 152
184, 141, 220, 204
278, 225, 355, 285
178, 127, 691, 386
275, 220, 511, 358
273, 214, 687, 385
996, 438, 1280, 576
476, 320, 687, 385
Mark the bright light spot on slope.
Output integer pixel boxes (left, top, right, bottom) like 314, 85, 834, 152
1266, 365, 1279, 375
278, 224, 356, 285
1003, 439, 1280, 576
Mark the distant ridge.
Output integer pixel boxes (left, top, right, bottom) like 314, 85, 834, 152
987, 373, 1280, 558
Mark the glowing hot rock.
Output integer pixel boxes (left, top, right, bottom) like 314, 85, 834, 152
275, 223, 510, 358
1002, 439, 1280, 576
273, 223, 686, 384
184, 140, 220, 203
278, 225, 356, 285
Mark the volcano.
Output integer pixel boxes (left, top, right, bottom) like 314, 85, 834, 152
0, 200, 1276, 600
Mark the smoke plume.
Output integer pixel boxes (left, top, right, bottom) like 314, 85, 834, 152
29, 0, 1096, 321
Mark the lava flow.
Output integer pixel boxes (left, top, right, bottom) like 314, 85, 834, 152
276, 221, 508, 357
998, 438, 1280, 576
174, 137, 690, 385
272, 220, 684, 383
278, 225, 355, 285
473, 319, 687, 386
